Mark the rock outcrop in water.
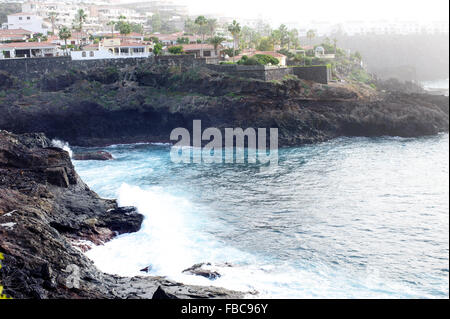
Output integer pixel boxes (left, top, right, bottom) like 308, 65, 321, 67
0, 65, 448, 147
73, 151, 114, 161
0, 131, 243, 299
182, 263, 222, 280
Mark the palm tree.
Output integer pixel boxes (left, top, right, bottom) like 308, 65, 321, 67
59, 27, 71, 55
278, 24, 289, 49
195, 16, 208, 57
270, 29, 281, 49
288, 29, 299, 50
207, 18, 217, 37
227, 20, 241, 62
74, 9, 87, 47
48, 12, 58, 35
107, 20, 116, 38
306, 29, 316, 46
208, 36, 225, 58
333, 38, 338, 54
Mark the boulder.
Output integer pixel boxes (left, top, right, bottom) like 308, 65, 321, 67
73, 151, 114, 161
182, 263, 222, 280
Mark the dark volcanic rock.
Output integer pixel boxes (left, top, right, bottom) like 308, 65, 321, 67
45, 167, 70, 188
73, 151, 114, 161
140, 265, 152, 273
0, 65, 447, 147
0, 131, 243, 299
152, 286, 178, 299
97, 207, 144, 235
183, 263, 222, 280
0, 70, 18, 89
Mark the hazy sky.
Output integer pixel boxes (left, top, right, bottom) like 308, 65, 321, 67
175, 0, 449, 25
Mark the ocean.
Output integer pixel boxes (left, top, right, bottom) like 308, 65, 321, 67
422, 78, 450, 96
73, 133, 449, 298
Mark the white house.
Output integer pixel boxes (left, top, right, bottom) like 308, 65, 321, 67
0, 41, 58, 59
314, 46, 335, 59
71, 38, 154, 60
180, 44, 220, 58
6, 12, 47, 35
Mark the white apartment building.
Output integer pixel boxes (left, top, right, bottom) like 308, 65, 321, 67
5, 12, 47, 34
96, 6, 147, 25
20, 1, 146, 31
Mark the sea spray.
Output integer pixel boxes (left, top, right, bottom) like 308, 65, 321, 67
76, 135, 449, 298
84, 184, 425, 298
51, 139, 73, 158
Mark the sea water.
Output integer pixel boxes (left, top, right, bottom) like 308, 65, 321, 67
74, 134, 449, 298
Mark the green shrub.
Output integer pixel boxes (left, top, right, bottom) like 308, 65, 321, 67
237, 54, 279, 66
176, 37, 190, 44
350, 69, 372, 84
168, 45, 184, 54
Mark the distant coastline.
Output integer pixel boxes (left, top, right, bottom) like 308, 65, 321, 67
422, 78, 450, 96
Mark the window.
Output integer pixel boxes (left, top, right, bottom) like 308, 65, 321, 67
89, 51, 94, 57
82, 51, 86, 57
203, 50, 211, 57
27, 17, 30, 20
19, 17, 22, 20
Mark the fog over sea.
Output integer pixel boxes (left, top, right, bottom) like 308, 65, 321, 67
422, 78, 449, 96
74, 132, 449, 298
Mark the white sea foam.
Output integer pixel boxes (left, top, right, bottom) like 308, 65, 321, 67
84, 184, 427, 298
51, 139, 73, 158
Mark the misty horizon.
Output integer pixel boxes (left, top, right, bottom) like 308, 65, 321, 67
124, 0, 450, 26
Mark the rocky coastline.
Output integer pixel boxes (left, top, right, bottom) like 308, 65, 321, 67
0, 65, 448, 148
0, 130, 242, 299
0, 64, 449, 299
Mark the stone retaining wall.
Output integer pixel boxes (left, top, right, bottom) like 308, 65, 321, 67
0, 55, 330, 83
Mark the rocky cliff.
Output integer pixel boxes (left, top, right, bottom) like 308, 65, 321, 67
0, 65, 448, 147
0, 131, 242, 299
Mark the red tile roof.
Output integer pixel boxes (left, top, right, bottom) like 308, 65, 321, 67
93, 41, 149, 48
0, 42, 57, 49
84, 43, 99, 49
124, 32, 144, 37
0, 34, 28, 40
150, 32, 201, 42
301, 45, 314, 50
8, 12, 37, 16
117, 41, 147, 47
0, 28, 33, 35
181, 43, 215, 51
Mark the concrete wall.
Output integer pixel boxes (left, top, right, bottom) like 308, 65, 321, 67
206, 64, 294, 81
0, 55, 203, 80
0, 54, 330, 83
0, 56, 148, 80
292, 66, 331, 84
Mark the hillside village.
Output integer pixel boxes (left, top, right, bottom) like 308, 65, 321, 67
0, 0, 447, 86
